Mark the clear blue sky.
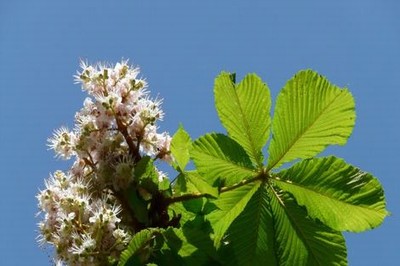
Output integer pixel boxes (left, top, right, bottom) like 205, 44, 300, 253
1, 0, 399, 265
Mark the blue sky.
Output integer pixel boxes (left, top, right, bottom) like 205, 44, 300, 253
1, 0, 399, 265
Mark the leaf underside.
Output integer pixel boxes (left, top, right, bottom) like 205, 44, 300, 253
269, 187, 348, 266
118, 228, 161, 266
171, 125, 192, 171
191, 133, 256, 186
268, 70, 355, 170
185, 171, 219, 198
207, 182, 261, 247
214, 72, 271, 166
222, 185, 278, 265
274, 156, 388, 232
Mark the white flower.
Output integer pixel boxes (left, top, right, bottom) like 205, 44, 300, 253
89, 201, 122, 229
157, 170, 168, 182
54, 259, 65, 266
113, 228, 131, 250
156, 132, 172, 163
38, 60, 170, 264
69, 234, 96, 255
47, 127, 76, 159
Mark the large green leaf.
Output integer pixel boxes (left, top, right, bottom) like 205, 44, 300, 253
162, 227, 220, 265
269, 187, 347, 266
171, 125, 192, 171
214, 72, 271, 166
206, 182, 261, 247
267, 70, 355, 170
191, 133, 256, 186
274, 156, 388, 232
118, 228, 162, 266
223, 185, 278, 265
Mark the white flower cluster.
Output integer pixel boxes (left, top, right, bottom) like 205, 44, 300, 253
37, 171, 130, 265
37, 61, 172, 265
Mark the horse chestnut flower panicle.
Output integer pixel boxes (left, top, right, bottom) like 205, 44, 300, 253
37, 60, 172, 265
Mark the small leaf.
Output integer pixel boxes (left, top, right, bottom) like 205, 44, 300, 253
274, 156, 388, 232
173, 173, 188, 195
207, 182, 261, 247
118, 228, 162, 266
158, 178, 171, 191
214, 72, 271, 166
267, 70, 355, 170
269, 187, 347, 266
124, 189, 149, 224
169, 202, 198, 225
134, 156, 157, 181
171, 125, 192, 171
191, 133, 256, 186
185, 171, 219, 198
134, 156, 159, 193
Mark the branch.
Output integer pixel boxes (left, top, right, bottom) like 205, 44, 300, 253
115, 117, 142, 163
219, 171, 267, 193
166, 171, 269, 205
219, 175, 264, 193
165, 192, 210, 205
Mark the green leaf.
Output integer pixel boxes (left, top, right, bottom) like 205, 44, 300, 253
214, 72, 271, 166
269, 187, 347, 266
186, 171, 219, 198
118, 228, 162, 266
267, 70, 355, 170
158, 178, 171, 191
223, 185, 278, 265
191, 133, 256, 186
207, 182, 261, 247
171, 125, 192, 171
274, 156, 388, 232
134, 156, 163, 193
162, 226, 221, 265
169, 202, 198, 226
124, 189, 149, 224
134, 156, 155, 179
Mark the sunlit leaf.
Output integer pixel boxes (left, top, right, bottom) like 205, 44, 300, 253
269, 187, 347, 265
215, 72, 271, 166
186, 171, 219, 198
274, 156, 388, 232
191, 133, 256, 186
267, 70, 355, 170
118, 228, 163, 266
171, 125, 192, 171
207, 182, 261, 247
223, 185, 278, 265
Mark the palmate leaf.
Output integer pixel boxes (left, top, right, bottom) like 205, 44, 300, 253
269, 187, 347, 266
267, 70, 355, 170
191, 133, 256, 186
206, 182, 261, 247
273, 156, 388, 232
214, 72, 271, 166
222, 185, 278, 265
